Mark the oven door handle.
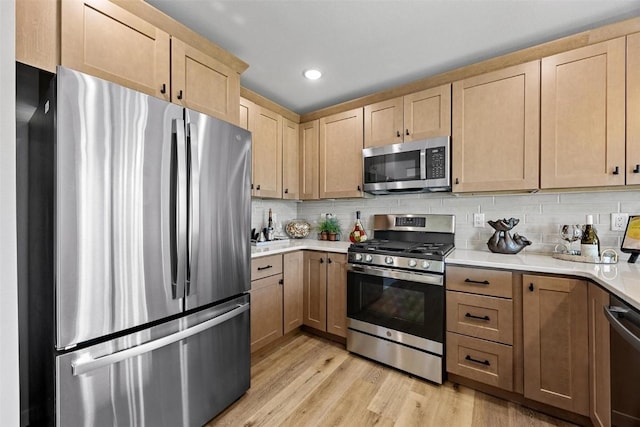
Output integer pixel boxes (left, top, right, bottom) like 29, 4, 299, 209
604, 305, 640, 353
348, 264, 443, 286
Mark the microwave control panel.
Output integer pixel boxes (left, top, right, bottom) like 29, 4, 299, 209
426, 147, 446, 179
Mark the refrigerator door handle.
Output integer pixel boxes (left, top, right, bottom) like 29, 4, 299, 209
173, 119, 188, 299
71, 302, 250, 376
186, 121, 200, 296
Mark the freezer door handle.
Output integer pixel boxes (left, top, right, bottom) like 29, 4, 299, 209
173, 119, 188, 299
186, 121, 200, 296
71, 302, 250, 376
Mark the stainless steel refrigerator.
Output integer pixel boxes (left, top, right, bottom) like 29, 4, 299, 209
17, 64, 251, 426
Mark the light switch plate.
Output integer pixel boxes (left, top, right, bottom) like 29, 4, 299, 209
611, 213, 629, 231
473, 213, 485, 228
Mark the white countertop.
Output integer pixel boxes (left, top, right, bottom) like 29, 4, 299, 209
252, 241, 640, 311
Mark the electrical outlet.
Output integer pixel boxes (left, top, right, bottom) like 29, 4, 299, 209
473, 213, 485, 228
611, 213, 629, 231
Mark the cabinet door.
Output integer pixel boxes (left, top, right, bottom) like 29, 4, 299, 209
239, 97, 253, 131
303, 252, 327, 331
299, 120, 320, 200
453, 61, 540, 192
172, 38, 240, 124
283, 252, 304, 334
16, 0, 59, 73
404, 84, 451, 142
364, 97, 403, 148
627, 33, 640, 186
319, 108, 364, 198
326, 254, 348, 338
522, 275, 589, 416
282, 119, 300, 199
541, 38, 625, 189
588, 283, 611, 427
252, 107, 283, 198
61, 0, 170, 101
250, 274, 283, 353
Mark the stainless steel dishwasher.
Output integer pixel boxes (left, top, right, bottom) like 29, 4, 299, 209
604, 295, 640, 426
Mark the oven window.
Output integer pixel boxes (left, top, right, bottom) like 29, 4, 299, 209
364, 151, 421, 184
347, 270, 443, 344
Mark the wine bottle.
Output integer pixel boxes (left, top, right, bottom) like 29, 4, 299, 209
267, 208, 274, 241
580, 215, 600, 258
349, 211, 368, 243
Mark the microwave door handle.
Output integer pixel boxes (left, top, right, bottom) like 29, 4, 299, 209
604, 305, 640, 353
420, 149, 427, 180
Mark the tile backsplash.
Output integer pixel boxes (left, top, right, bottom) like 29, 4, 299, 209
252, 189, 640, 257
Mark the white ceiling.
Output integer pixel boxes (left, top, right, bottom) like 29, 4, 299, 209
147, 0, 640, 115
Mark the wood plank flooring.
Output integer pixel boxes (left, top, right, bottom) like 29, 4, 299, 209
207, 331, 576, 427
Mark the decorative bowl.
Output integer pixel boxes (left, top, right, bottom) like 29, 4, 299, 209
285, 220, 312, 239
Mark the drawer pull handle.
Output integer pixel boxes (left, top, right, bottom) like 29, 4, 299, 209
465, 355, 490, 366
464, 278, 490, 285
257, 265, 273, 271
465, 313, 490, 321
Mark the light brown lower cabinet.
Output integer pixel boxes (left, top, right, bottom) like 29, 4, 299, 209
588, 282, 611, 427
250, 252, 304, 353
303, 251, 348, 338
522, 274, 589, 416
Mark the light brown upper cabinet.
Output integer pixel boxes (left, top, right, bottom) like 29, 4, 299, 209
299, 120, 320, 200
61, 0, 240, 124
319, 108, 364, 198
172, 38, 240, 123
364, 85, 451, 148
541, 38, 626, 189
282, 119, 300, 199
61, 0, 170, 101
244, 99, 283, 199
452, 61, 540, 193
522, 275, 589, 416
16, 0, 59, 73
627, 33, 640, 186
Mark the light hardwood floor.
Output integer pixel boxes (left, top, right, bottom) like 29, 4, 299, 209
207, 331, 576, 427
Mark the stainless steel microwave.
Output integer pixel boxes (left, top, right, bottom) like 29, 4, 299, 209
362, 136, 451, 194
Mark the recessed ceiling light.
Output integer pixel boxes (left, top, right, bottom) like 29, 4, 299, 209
303, 69, 322, 80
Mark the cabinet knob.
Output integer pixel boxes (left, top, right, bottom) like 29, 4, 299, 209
177, 90, 183, 100
256, 184, 261, 191
278, 279, 284, 285
284, 188, 289, 194
613, 166, 620, 175
357, 185, 362, 191
455, 178, 460, 185
405, 129, 409, 136
327, 258, 332, 264
160, 83, 166, 94
320, 258, 324, 264
529, 283, 535, 292
396, 130, 401, 137
634, 164, 640, 173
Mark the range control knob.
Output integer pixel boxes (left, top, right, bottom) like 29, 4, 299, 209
365, 254, 374, 263
385, 256, 394, 265
354, 253, 363, 262
421, 260, 431, 269
408, 259, 417, 268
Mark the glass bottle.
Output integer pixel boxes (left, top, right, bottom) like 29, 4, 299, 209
580, 214, 600, 258
349, 211, 368, 243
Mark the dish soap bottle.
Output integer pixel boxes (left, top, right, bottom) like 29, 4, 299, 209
580, 215, 600, 258
349, 211, 368, 243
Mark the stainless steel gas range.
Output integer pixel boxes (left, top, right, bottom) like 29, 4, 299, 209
346, 214, 455, 384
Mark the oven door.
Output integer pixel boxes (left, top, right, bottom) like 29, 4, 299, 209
347, 264, 444, 347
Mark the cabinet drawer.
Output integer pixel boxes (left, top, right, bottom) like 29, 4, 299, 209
446, 332, 513, 391
251, 254, 283, 281
447, 266, 512, 298
446, 291, 513, 344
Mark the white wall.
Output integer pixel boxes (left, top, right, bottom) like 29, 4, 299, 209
0, 0, 20, 425
254, 189, 640, 258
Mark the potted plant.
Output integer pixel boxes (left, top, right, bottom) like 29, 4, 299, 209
318, 216, 341, 241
